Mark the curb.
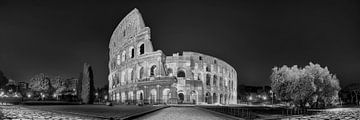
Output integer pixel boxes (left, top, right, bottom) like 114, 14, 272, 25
120, 106, 169, 120
196, 107, 245, 120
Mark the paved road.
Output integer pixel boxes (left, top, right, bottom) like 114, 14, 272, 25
284, 108, 360, 120
135, 107, 238, 120
0, 105, 94, 120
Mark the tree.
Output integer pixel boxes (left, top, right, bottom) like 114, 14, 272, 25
81, 63, 95, 104
0, 70, 9, 89
345, 83, 360, 105
270, 62, 341, 108
29, 73, 53, 97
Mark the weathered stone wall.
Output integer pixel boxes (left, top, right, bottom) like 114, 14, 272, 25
108, 8, 237, 105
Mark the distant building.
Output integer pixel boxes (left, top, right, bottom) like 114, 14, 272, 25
108, 9, 237, 105
18, 82, 29, 90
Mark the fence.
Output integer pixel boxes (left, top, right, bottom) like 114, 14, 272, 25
201, 106, 257, 119
0, 97, 22, 105
200, 106, 313, 119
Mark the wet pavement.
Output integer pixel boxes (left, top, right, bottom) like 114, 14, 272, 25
135, 107, 237, 120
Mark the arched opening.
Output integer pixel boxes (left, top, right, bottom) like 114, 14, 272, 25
116, 55, 121, 65
130, 69, 134, 83
206, 74, 211, 86
197, 73, 201, 80
116, 92, 120, 103
190, 91, 197, 104
213, 93, 217, 104
206, 66, 211, 72
139, 67, 144, 79
219, 77, 223, 88
220, 94, 223, 104
136, 90, 144, 101
205, 92, 211, 104
166, 68, 173, 76
140, 92, 143, 100
139, 44, 145, 55
177, 70, 185, 77
150, 89, 157, 104
178, 93, 184, 104
213, 75, 217, 86
150, 65, 156, 76
224, 94, 227, 104
121, 51, 126, 61
162, 88, 170, 104
131, 48, 135, 58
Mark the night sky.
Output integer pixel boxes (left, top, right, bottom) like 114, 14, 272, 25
0, 0, 359, 88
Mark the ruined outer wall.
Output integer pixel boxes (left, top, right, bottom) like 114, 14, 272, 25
165, 51, 237, 104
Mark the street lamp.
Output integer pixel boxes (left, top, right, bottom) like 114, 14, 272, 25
95, 93, 99, 103
270, 90, 274, 107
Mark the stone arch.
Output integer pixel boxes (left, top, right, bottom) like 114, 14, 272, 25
213, 75, 217, 86
206, 66, 211, 72
121, 51, 126, 61
116, 55, 121, 65
220, 94, 223, 104
138, 42, 145, 55
116, 92, 120, 103
177, 70, 185, 77
139, 67, 144, 79
136, 90, 144, 101
129, 68, 134, 83
129, 46, 135, 58
150, 89, 157, 104
190, 90, 198, 104
206, 74, 211, 86
128, 91, 134, 100
150, 65, 157, 76
224, 94, 228, 104
121, 92, 126, 103
166, 68, 173, 76
205, 92, 211, 104
162, 88, 171, 103
197, 73, 201, 80
213, 93, 217, 104
128, 69, 133, 83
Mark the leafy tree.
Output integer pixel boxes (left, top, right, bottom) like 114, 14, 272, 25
345, 83, 360, 105
29, 73, 54, 97
270, 62, 341, 108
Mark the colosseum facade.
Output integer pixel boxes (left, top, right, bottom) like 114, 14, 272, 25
108, 8, 237, 105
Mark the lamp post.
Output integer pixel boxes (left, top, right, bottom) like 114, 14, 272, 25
270, 90, 273, 107
95, 93, 99, 103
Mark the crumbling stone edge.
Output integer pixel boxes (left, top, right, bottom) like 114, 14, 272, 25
120, 106, 170, 120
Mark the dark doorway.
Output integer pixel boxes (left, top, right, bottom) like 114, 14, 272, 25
178, 93, 184, 103
140, 93, 143, 100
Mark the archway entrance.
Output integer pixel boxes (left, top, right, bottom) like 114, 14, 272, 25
220, 94, 223, 104
205, 92, 211, 104
178, 93, 184, 104
213, 93, 217, 104
150, 89, 157, 104
140, 93, 143, 100
162, 88, 170, 104
190, 91, 197, 104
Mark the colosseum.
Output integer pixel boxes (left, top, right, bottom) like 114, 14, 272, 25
108, 8, 237, 105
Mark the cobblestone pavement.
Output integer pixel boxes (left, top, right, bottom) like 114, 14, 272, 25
283, 108, 360, 120
135, 107, 237, 120
0, 105, 95, 120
